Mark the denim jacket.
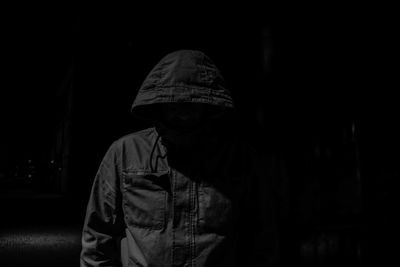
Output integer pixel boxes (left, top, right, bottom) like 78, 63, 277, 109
80, 50, 277, 266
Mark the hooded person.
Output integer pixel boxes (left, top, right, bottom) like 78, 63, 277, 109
80, 50, 278, 266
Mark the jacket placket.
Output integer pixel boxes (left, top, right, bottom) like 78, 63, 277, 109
171, 168, 197, 267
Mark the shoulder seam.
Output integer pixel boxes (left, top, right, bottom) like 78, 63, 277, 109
113, 127, 156, 143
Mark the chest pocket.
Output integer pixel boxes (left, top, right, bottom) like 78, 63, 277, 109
121, 171, 170, 230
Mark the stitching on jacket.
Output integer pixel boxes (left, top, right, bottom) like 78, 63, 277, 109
120, 172, 166, 230
171, 170, 177, 267
190, 180, 197, 267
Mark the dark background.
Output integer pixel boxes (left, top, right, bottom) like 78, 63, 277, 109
0, 4, 397, 266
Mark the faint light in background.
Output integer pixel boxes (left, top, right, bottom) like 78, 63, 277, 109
262, 27, 273, 74
0, 228, 81, 253
0, 228, 81, 266
0, 232, 79, 248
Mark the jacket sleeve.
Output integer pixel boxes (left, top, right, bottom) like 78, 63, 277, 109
80, 143, 124, 267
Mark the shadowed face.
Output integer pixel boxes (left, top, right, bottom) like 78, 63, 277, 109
159, 103, 207, 132
156, 102, 224, 153
155, 102, 228, 153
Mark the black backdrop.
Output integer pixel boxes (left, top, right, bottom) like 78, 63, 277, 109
1, 4, 397, 266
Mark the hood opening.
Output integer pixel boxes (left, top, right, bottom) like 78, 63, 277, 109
130, 50, 235, 124
132, 102, 233, 123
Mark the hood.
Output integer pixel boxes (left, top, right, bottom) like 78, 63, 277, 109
131, 50, 235, 121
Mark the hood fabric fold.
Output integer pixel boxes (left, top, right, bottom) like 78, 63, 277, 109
131, 50, 235, 121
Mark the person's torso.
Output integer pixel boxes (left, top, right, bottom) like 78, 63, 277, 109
115, 127, 252, 267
